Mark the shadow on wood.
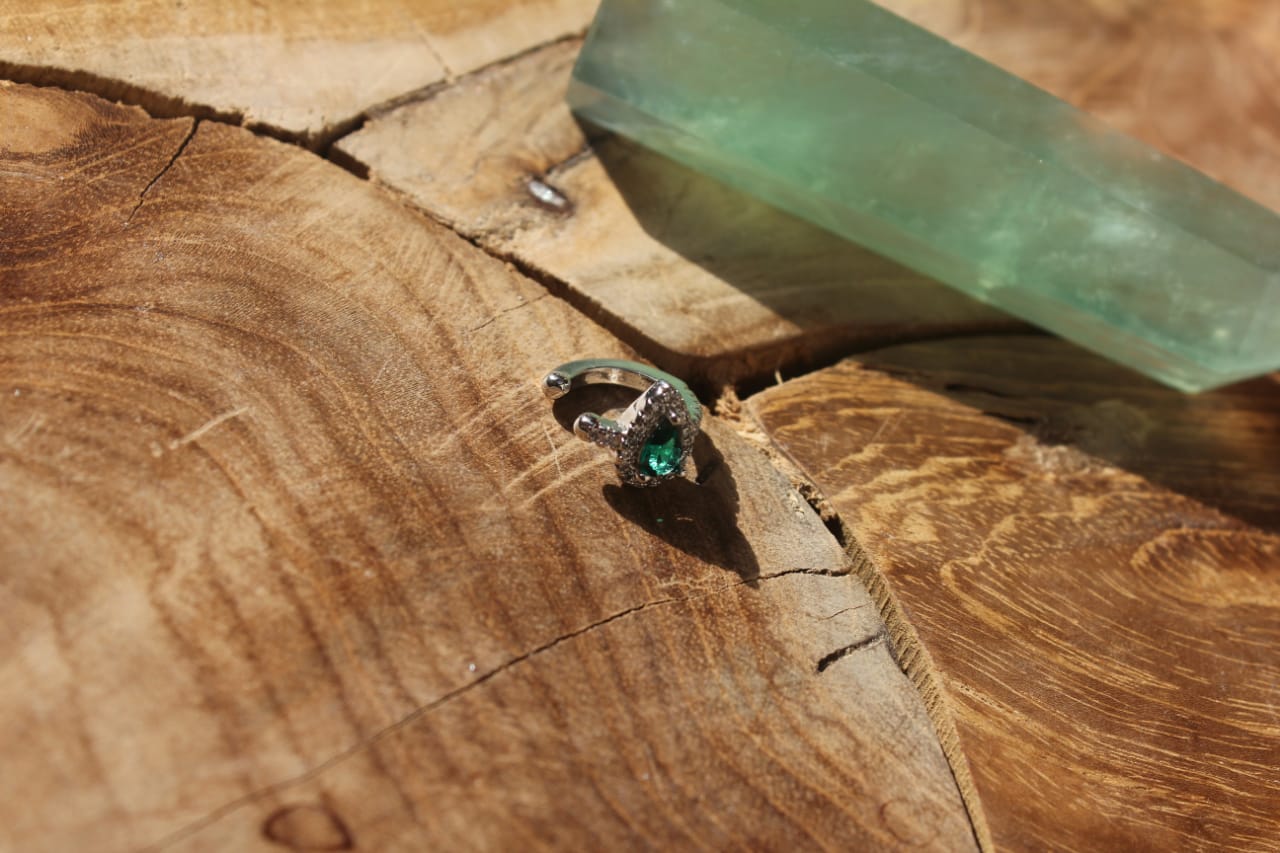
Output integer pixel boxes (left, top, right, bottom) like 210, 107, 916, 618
586, 130, 1021, 392
603, 431, 762, 583
550, 387, 759, 578
856, 337, 1280, 534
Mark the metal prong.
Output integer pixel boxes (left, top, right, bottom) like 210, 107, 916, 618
573, 412, 624, 450
543, 371, 572, 399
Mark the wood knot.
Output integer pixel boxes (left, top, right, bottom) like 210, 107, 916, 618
262, 803, 354, 851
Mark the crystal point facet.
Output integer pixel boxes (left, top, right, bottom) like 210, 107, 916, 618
569, 0, 1280, 391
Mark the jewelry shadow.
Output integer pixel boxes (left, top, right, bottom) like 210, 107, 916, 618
577, 127, 1024, 391
602, 431, 762, 584
551, 386, 760, 581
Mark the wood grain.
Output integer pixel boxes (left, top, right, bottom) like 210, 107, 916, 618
0, 0, 596, 145
748, 336, 1280, 851
336, 40, 1019, 390
0, 83, 977, 853
877, 0, 1280, 213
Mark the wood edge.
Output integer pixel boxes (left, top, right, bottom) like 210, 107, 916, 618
843, 538, 993, 853
734, 403, 994, 853
0, 60, 246, 128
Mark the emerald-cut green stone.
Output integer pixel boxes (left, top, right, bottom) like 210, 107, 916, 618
569, 0, 1280, 391
639, 420, 682, 477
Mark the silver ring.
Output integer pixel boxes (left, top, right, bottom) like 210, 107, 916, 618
542, 359, 703, 487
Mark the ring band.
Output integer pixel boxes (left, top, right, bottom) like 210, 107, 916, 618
543, 359, 702, 487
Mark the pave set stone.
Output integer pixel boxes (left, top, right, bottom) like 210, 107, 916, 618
611, 379, 696, 484
639, 419, 681, 477
547, 360, 702, 487
603, 380, 699, 486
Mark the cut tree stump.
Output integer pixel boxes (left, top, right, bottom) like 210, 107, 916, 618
4, 1, 1279, 851
0, 0, 597, 145
0, 83, 976, 853
748, 336, 1280, 852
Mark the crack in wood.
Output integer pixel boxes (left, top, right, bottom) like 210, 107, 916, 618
787, 475, 991, 853
125, 119, 199, 227
321, 32, 590, 157
466, 292, 549, 334
0, 60, 246, 127
815, 630, 887, 673
137, 565, 852, 851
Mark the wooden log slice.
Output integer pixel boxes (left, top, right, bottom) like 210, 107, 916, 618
0, 0, 597, 145
748, 336, 1280, 851
0, 83, 977, 853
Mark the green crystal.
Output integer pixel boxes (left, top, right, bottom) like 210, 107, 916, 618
569, 0, 1280, 391
639, 420, 682, 477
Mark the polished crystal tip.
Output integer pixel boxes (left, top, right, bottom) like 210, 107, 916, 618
570, 0, 1280, 391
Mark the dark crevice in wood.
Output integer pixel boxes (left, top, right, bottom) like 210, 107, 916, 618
788, 481, 993, 853
1, 29, 589, 156
944, 381, 1022, 399
136, 565, 847, 851
323, 142, 371, 180
0, 60, 245, 126
815, 630, 886, 673
981, 410, 1041, 427
753, 566, 852, 581
320, 31, 588, 159
125, 119, 199, 227
312, 78, 455, 161
0, 61, 329, 149
301, 112, 371, 157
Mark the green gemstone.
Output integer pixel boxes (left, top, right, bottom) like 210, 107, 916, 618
569, 0, 1280, 392
639, 420, 682, 477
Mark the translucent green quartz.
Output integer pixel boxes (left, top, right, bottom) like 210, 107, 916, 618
569, 0, 1280, 391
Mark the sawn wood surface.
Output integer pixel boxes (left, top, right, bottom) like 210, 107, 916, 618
748, 337, 1280, 852
0, 0, 597, 145
0, 82, 975, 853
2, 0, 1278, 850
